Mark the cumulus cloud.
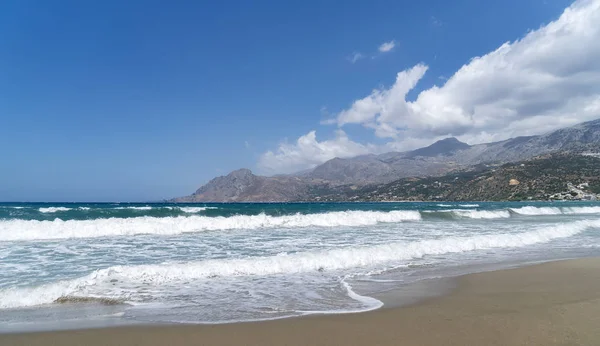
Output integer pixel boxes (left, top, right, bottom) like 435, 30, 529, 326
258, 130, 378, 174
259, 0, 600, 173
378, 40, 396, 53
336, 0, 600, 142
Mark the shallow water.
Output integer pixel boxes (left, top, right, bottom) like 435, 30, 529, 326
1, 201, 599, 331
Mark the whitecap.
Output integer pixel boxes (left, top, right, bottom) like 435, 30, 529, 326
0, 210, 422, 241
39, 207, 72, 213
2, 218, 597, 309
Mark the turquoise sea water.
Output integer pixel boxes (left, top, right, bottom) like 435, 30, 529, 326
1, 201, 600, 331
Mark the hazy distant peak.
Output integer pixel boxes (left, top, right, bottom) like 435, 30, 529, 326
406, 137, 471, 158
228, 168, 253, 177
437, 137, 468, 145
173, 118, 600, 202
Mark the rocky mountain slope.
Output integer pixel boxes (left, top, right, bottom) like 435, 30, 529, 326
172, 169, 312, 202
173, 118, 600, 202
300, 118, 600, 185
307, 153, 600, 202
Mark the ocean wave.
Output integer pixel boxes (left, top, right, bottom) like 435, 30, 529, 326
2, 219, 597, 309
0, 210, 421, 241
422, 209, 510, 220
511, 206, 600, 216
435, 203, 480, 208
179, 207, 216, 213
114, 206, 153, 211
38, 207, 72, 213
510, 206, 563, 215
562, 206, 600, 214
450, 210, 511, 219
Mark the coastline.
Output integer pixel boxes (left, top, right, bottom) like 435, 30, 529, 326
3, 257, 600, 345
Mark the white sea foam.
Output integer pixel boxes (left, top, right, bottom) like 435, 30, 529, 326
2, 219, 597, 309
114, 206, 153, 211
180, 207, 213, 213
562, 206, 600, 214
458, 204, 480, 208
509, 206, 600, 216
451, 210, 511, 219
0, 210, 421, 241
38, 207, 72, 213
510, 206, 563, 215
436, 204, 453, 207
78, 207, 91, 210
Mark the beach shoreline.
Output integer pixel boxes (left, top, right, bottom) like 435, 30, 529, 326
3, 257, 600, 345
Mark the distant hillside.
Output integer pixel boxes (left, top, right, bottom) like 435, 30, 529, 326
307, 153, 600, 202
404, 137, 471, 158
299, 118, 600, 185
171, 169, 312, 202
172, 118, 600, 202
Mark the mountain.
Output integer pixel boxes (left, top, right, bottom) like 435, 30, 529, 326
301, 118, 600, 185
172, 169, 312, 202
307, 153, 600, 202
172, 118, 600, 202
404, 137, 471, 158
306, 155, 395, 184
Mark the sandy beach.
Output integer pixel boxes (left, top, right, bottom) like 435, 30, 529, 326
1, 258, 599, 345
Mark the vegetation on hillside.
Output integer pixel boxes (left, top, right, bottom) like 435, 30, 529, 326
304, 153, 600, 202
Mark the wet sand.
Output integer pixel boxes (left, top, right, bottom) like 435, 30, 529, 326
2, 258, 600, 345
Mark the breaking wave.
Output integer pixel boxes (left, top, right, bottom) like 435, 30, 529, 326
38, 207, 72, 213
423, 209, 511, 220
2, 219, 598, 309
180, 207, 217, 213
511, 206, 600, 216
562, 206, 600, 214
510, 206, 563, 215
5, 206, 600, 241
451, 210, 511, 219
0, 210, 422, 241
114, 206, 153, 211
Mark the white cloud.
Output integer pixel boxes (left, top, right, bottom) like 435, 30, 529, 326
336, 64, 429, 130
336, 0, 600, 142
430, 16, 442, 27
259, 0, 600, 174
347, 52, 364, 63
378, 40, 396, 53
258, 130, 377, 174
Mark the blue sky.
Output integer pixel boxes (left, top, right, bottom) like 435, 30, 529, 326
1, 0, 595, 201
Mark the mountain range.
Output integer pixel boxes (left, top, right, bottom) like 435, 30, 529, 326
172, 118, 600, 202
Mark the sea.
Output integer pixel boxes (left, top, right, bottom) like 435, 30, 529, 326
1, 201, 600, 332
